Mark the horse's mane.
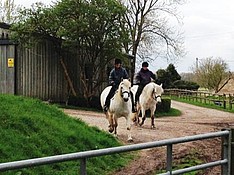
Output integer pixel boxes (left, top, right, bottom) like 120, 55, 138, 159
143, 82, 163, 97
116, 79, 131, 97
142, 82, 155, 97
118, 79, 131, 90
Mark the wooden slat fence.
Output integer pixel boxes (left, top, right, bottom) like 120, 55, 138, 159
165, 89, 234, 110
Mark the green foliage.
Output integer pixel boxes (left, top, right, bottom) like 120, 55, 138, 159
66, 96, 181, 118
166, 64, 181, 82
68, 95, 102, 110
155, 149, 204, 174
157, 64, 181, 89
156, 98, 171, 113
172, 80, 200, 90
0, 94, 133, 174
11, 0, 129, 104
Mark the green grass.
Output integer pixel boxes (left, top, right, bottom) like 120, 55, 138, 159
169, 96, 234, 113
156, 108, 181, 117
155, 149, 203, 175
0, 94, 133, 175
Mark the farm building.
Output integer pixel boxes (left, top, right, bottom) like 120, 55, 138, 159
217, 75, 234, 95
0, 22, 107, 103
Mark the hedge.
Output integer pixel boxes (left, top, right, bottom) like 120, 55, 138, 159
68, 96, 171, 113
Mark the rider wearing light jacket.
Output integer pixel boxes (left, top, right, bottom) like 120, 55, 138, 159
135, 62, 156, 106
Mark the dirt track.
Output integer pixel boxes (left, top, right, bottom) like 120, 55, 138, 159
63, 101, 234, 175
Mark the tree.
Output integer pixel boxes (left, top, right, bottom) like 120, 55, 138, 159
156, 63, 181, 88
11, 0, 128, 104
156, 69, 170, 88
192, 57, 230, 92
166, 63, 181, 82
0, 0, 20, 23
119, 0, 185, 79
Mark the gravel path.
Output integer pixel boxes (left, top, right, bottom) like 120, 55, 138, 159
63, 101, 234, 175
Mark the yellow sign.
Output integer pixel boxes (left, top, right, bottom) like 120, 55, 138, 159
8, 58, 14, 68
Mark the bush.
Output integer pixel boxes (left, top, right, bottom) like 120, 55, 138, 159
156, 98, 171, 112
68, 96, 171, 113
68, 96, 89, 107
68, 96, 102, 110
173, 80, 200, 90
89, 96, 102, 110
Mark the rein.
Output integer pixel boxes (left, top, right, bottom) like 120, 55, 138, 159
154, 95, 161, 101
121, 91, 130, 98
151, 89, 161, 101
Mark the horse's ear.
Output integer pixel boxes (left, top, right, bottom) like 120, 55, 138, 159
121, 78, 123, 81
160, 83, 163, 87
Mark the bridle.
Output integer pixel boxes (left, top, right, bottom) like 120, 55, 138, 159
120, 87, 130, 98
152, 89, 161, 101
154, 95, 161, 101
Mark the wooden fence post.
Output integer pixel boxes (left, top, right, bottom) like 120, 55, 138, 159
223, 94, 226, 109
229, 95, 232, 110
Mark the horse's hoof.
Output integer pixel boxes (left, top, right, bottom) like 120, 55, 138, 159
127, 138, 133, 142
151, 125, 156, 129
109, 129, 114, 133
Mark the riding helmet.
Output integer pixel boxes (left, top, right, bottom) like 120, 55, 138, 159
142, 62, 149, 67
115, 58, 122, 65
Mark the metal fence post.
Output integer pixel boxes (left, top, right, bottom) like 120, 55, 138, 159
80, 158, 87, 175
221, 130, 228, 175
166, 144, 173, 174
230, 128, 234, 175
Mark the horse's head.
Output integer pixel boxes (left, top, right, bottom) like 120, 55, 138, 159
118, 79, 131, 102
152, 83, 164, 103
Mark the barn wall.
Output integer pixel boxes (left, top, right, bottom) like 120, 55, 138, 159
16, 40, 70, 102
1, 23, 106, 102
0, 43, 15, 94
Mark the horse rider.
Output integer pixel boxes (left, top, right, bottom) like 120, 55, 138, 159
134, 61, 156, 107
103, 58, 136, 113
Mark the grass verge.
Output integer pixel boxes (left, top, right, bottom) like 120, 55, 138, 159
0, 94, 133, 175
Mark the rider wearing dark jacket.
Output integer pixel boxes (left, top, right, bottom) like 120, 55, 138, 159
135, 62, 156, 105
103, 59, 129, 112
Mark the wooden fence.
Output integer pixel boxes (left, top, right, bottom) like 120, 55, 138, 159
164, 89, 234, 110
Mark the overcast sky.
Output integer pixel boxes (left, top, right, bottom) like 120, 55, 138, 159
14, 0, 234, 73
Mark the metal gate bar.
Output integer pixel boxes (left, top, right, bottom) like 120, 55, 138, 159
0, 130, 231, 174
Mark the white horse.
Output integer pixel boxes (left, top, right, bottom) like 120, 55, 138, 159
100, 79, 134, 141
131, 82, 163, 128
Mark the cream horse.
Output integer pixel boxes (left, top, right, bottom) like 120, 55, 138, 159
100, 79, 134, 141
131, 82, 163, 128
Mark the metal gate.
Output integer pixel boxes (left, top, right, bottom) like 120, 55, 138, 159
0, 129, 233, 175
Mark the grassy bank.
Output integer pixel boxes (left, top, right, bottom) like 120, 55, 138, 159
0, 94, 133, 175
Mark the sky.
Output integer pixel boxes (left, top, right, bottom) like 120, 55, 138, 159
14, 0, 234, 73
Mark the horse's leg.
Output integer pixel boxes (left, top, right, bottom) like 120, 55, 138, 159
126, 115, 133, 142
151, 107, 156, 129
107, 113, 114, 133
131, 112, 138, 126
113, 116, 118, 137
140, 108, 146, 126
134, 105, 141, 126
